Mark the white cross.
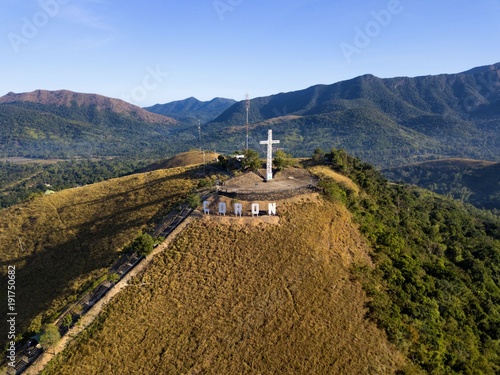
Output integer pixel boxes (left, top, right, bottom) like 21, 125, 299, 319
259, 129, 280, 181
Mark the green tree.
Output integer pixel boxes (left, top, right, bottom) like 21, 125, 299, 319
327, 148, 350, 173
312, 148, 325, 163
62, 314, 73, 329
273, 150, 295, 171
187, 193, 201, 209
240, 149, 261, 172
130, 233, 155, 256
27, 315, 43, 335
39, 324, 61, 350
108, 273, 120, 284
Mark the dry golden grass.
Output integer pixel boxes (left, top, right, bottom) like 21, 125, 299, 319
142, 150, 220, 172
0, 166, 198, 343
44, 194, 407, 374
309, 165, 360, 194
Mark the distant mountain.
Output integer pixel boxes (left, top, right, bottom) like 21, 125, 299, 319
145, 97, 236, 125
0, 90, 185, 159
204, 63, 500, 167
384, 158, 500, 210
0, 90, 176, 125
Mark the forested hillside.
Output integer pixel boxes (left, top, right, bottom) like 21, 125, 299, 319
2, 63, 499, 167
317, 150, 500, 373
0, 90, 183, 159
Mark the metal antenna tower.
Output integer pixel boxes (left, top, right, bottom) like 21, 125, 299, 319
198, 119, 202, 151
198, 119, 206, 174
245, 94, 250, 150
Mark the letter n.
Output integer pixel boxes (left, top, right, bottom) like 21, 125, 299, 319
268, 203, 276, 216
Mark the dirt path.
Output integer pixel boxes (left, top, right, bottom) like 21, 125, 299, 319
24, 215, 196, 375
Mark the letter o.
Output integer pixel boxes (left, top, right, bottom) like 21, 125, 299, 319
365, 21, 381, 38
131, 86, 147, 102
33, 11, 49, 28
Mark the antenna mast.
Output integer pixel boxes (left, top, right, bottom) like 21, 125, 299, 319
245, 94, 250, 150
198, 119, 206, 174
198, 119, 202, 151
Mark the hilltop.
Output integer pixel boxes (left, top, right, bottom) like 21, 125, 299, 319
0, 90, 175, 125
139, 150, 220, 172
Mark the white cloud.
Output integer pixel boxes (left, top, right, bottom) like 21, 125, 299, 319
58, 2, 114, 32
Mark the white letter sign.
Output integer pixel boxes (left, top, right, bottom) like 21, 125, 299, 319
234, 203, 242, 217
268, 203, 276, 216
203, 201, 210, 215
252, 203, 260, 217
218, 202, 226, 215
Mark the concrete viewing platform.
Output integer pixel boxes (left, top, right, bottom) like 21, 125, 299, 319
217, 168, 317, 198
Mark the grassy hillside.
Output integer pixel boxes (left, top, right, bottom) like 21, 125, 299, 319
4, 148, 500, 373
0, 166, 199, 349
383, 158, 500, 211
42, 195, 410, 374
140, 150, 219, 171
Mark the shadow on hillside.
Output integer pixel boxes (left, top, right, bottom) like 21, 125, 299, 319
0, 214, 147, 347
0, 168, 201, 348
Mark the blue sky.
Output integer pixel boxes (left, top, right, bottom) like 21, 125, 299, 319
1, 0, 499, 106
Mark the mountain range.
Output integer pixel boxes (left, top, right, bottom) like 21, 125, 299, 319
145, 97, 236, 126
1, 62, 499, 166
201, 63, 500, 166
